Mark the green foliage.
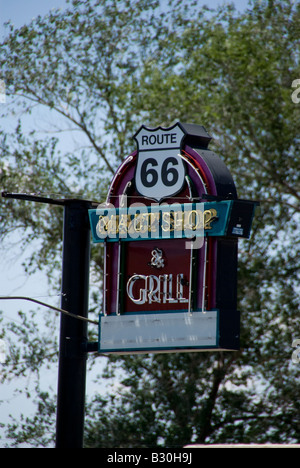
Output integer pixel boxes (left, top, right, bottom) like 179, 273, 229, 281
0, 0, 299, 447
4, 389, 56, 447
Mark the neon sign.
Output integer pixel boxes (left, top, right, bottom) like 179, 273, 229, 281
89, 122, 258, 354
89, 202, 233, 242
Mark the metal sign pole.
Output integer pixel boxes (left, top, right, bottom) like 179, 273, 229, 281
55, 200, 91, 448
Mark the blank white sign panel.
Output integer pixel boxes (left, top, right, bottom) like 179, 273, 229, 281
99, 311, 218, 353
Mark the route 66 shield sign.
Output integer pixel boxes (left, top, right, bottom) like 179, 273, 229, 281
134, 123, 186, 202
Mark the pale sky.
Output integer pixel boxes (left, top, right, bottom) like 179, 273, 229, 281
0, 0, 68, 39
0, 0, 250, 39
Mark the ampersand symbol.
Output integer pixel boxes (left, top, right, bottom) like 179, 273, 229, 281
150, 248, 165, 269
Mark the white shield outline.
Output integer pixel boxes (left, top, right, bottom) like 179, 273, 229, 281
134, 123, 186, 202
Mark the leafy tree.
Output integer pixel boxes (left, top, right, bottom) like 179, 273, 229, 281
0, 0, 299, 447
